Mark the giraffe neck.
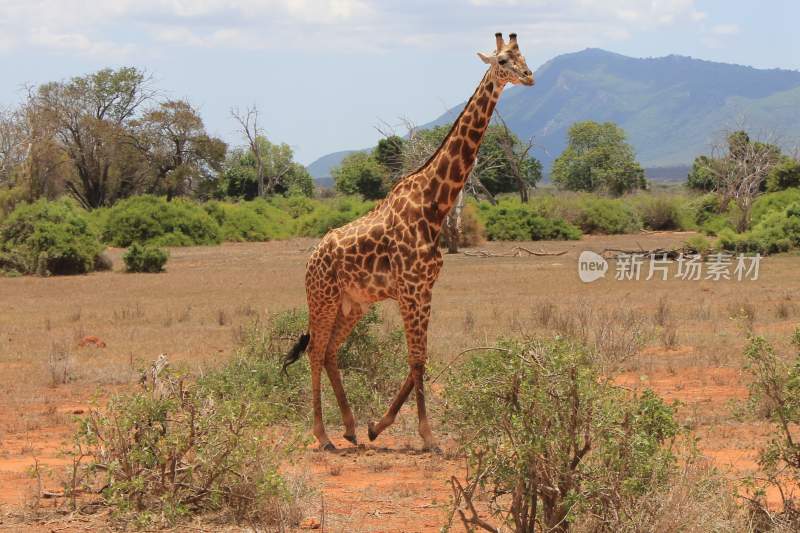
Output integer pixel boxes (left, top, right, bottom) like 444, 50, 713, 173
420, 68, 505, 226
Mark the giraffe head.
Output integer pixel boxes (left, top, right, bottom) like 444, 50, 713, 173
477, 32, 534, 86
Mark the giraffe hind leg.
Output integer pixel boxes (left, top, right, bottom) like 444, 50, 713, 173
307, 300, 339, 451
323, 304, 365, 446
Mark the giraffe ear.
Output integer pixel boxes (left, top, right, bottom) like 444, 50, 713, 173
477, 52, 496, 65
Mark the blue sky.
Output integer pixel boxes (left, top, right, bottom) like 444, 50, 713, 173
0, 0, 797, 164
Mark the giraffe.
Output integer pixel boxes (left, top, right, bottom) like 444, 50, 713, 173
284, 32, 535, 451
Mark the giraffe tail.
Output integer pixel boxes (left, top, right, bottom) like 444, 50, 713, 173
282, 332, 310, 376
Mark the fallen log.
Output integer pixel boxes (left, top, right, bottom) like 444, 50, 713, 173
463, 246, 567, 258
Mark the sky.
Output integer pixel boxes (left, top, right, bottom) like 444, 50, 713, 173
0, 0, 798, 165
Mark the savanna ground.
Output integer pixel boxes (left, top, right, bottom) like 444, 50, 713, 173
0, 233, 796, 531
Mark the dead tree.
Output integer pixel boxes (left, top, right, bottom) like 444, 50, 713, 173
231, 106, 265, 197
708, 130, 782, 232
495, 112, 536, 203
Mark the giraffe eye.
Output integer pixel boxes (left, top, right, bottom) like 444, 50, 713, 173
498, 58, 508, 65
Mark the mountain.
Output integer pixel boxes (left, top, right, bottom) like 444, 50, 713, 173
306, 149, 357, 181
307, 49, 800, 181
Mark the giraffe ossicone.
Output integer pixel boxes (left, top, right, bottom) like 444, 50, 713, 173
283, 32, 535, 451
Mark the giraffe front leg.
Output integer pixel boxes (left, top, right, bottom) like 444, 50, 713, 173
413, 364, 436, 450
368, 290, 437, 450
367, 372, 415, 441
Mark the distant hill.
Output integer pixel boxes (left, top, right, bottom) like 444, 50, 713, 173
307, 49, 800, 183
307, 149, 358, 183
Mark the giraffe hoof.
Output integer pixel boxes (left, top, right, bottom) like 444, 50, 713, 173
367, 422, 378, 441
344, 433, 357, 446
322, 442, 337, 452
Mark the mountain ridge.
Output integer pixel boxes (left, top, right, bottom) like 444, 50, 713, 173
307, 49, 800, 182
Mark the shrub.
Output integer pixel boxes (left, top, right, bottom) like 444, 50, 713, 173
750, 189, 800, 225
684, 234, 713, 255
719, 202, 800, 255
296, 196, 374, 237
0, 198, 103, 275
572, 196, 641, 234
122, 243, 169, 273
740, 330, 800, 528
204, 201, 272, 242
70, 357, 309, 528
242, 198, 296, 239
268, 194, 317, 218
765, 157, 800, 192
444, 338, 679, 532
481, 199, 582, 241
630, 194, 694, 231
102, 195, 221, 247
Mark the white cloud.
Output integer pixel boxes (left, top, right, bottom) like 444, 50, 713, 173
711, 24, 740, 36
0, 0, 373, 56
470, 0, 701, 26
0, 0, 712, 58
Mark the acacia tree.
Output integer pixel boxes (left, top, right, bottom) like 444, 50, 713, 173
133, 100, 226, 200
332, 151, 387, 199
373, 135, 406, 181
27, 67, 155, 208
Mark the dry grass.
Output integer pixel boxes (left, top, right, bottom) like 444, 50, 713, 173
1, 235, 799, 528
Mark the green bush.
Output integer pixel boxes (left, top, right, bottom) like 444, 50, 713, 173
102, 195, 221, 247
572, 196, 641, 234
243, 198, 296, 239
0, 198, 103, 275
750, 189, 800, 225
765, 157, 800, 192
204, 201, 272, 242
268, 194, 317, 218
443, 338, 679, 532
719, 202, 800, 255
296, 196, 374, 237
522, 193, 642, 235
480, 199, 582, 241
122, 243, 169, 273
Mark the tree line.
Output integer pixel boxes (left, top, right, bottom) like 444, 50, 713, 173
0, 67, 313, 210
3, 64, 798, 225
331, 119, 649, 202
